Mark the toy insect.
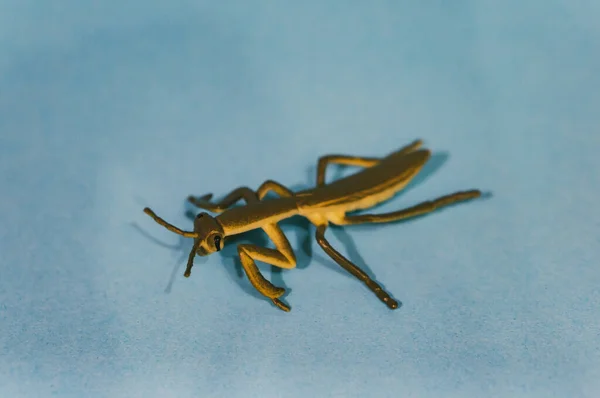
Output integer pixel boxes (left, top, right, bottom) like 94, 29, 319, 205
143, 139, 482, 312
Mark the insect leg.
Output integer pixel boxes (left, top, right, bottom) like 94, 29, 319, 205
238, 223, 297, 312
315, 155, 380, 186
189, 182, 297, 311
339, 190, 482, 225
315, 224, 399, 310
315, 139, 422, 186
189, 180, 294, 213
188, 187, 259, 213
256, 180, 294, 199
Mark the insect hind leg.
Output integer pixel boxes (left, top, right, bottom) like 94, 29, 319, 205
340, 190, 482, 225
314, 139, 423, 186
315, 156, 380, 186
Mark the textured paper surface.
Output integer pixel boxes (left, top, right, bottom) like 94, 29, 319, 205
1, 2, 599, 397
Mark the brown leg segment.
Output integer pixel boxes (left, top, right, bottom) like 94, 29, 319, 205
340, 190, 482, 225
315, 224, 399, 310
190, 181, 298, 311
187, 187, 258, 213
256, 180, 295, 199
315, 155, 380, 187
189, 180, 294, 212
315, 139, 422, 186
238, 222, 296, 312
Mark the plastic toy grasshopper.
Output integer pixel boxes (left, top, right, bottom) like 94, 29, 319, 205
143, 139, 482, 312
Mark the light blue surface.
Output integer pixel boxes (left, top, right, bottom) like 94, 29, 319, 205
1, 2, 599, 397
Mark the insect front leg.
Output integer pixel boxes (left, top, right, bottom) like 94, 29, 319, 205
237, 223, 297, 312
188, 180, 294, 213
188, 187, 258, 213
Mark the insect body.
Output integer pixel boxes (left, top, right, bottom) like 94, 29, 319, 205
144, 139, 482, 312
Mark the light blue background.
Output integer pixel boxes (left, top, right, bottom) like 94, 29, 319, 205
1, 2, 599, 397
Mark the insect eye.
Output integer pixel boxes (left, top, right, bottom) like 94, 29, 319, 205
213, 235, 222, 251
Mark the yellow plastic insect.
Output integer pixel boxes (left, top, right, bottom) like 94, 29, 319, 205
143, 139, 482, 312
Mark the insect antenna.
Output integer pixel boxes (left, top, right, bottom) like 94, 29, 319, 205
143, 207, 198, 238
